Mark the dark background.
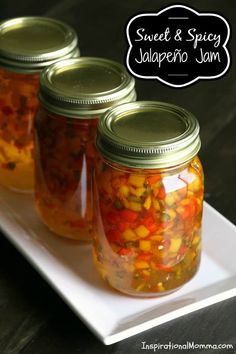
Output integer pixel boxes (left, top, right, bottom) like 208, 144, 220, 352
0, 1, 236, 353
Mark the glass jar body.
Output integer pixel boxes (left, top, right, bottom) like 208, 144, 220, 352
35, 107, 98, 241
93, 156, 204, 297
0, 68, 40, 191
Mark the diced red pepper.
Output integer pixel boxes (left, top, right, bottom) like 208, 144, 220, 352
118, 248, 133, 256
181, 206, 190, 220
137, 252, 152, 261
120, 209, 138, 222
179, 245, 188, 256
107, 211, 120, 224
159, 221, 169, 229
158, 187, 166, 199
107, 229, 121, 243
185, 217, 195, 235
188, 199, 196, 217
147, 175, 161, 185
118, 221, 131, 232
155, 263, 172, 272
143, 216, 158, 233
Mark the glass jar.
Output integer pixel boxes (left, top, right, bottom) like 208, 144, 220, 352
0, 17, 79, 192
35, 57, 136, 241
94, 101, 204, 297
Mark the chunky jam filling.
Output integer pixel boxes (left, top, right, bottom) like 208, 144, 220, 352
93, 156, 204, 296
35, 108, 98, 240
0, 68, 39, 191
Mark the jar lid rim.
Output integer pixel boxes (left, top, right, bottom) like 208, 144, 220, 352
0, 17, 78, 70
96, 101, 201, 168
38, 57, 136, 116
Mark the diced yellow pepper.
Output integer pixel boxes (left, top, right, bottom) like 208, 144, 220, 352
157, 282, 165, 291
143, 195, 152, 210
153, 199, 160, 211
134, 187, 146, 197
184, 250, 196, 265
135, 225, 150, 238
150, 234, 163, 241
129, 201, 142, 212
169, 238, 182, 253
187, 191, 194, 198
128, 175, 145, 187
180, 198, 190, 206
135, 283, 145, 291
139, 240, 151, 251
142, 270, 150, 277
189, 177, 201, 191
188, 168, 201, 191
196, 244, 201, 253
122, 228, 137, 241
135, 260, 149, 269
165, 194, 175, 206
176, 206, 185, 214
192, 235, 200, 246
173, 191, 180, 201
165, 209, 176, 220
118, 185, 129, 197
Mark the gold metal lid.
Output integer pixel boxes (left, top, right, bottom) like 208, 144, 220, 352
0, 17, 79, 72
96, 101, 201, 169
38, 57, 136, 117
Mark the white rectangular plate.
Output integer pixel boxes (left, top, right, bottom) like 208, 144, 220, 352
0, 187, 236, 345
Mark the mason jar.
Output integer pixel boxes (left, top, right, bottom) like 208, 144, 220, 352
0, 17, 79, 192
35, 57, 136, 241
93, 101, 204, 297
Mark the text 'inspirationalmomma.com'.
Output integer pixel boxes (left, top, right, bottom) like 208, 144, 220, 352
141, 341, 234, 352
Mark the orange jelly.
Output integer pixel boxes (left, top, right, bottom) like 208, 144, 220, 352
35, 58, 136, 240
0, 17, 79, 191
0, 69, 39, 191
93, 101, 204, 296
35, 109, 98, 240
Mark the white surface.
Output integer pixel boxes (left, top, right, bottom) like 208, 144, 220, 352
0, 187, 236, 345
